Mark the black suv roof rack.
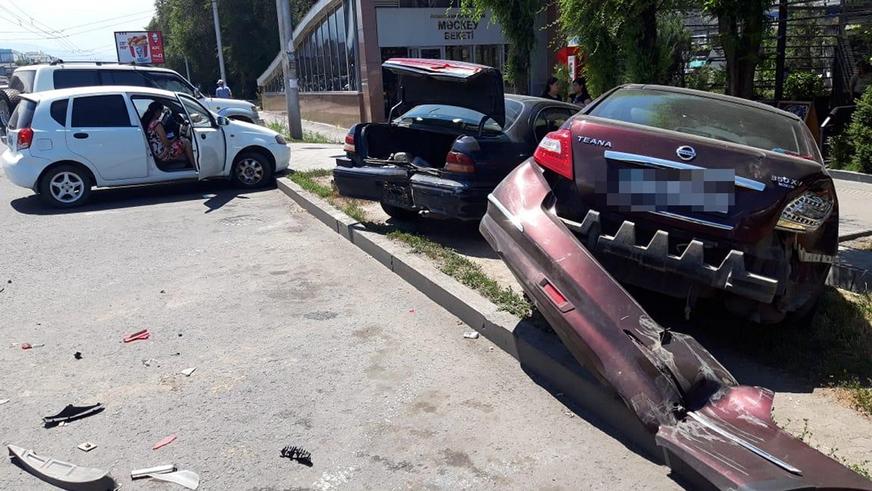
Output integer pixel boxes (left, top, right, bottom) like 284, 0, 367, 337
48, 60, 143, 67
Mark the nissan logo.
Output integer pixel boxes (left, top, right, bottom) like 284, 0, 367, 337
676, 146, 697, 161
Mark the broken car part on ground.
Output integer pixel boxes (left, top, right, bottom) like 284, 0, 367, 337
42, 403, 105, 428
480, 161, 871, 489
7, 444, 116, 490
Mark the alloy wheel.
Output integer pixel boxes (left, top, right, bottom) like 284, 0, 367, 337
49, 172, 85, 204
236, 158, 264, 185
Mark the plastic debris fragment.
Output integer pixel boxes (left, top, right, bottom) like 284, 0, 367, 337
280, 445, 313, 467
148, 470, 200, 489
77, 442, 97, 452
131, 464, 176, 479
7, 444, 116, 490
153, 434, 177, 450
123, 329, 150, 343
180, 367, 196, 377
43, 403, 105, 428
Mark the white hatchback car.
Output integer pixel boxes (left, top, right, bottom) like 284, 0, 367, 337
0, 86, 290, 207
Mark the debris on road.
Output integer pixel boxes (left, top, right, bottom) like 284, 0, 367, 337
280, 445, 313, 467
20, 343, 44, 350
147, 469, 200, 490
463, 331, 479, 339
43, 403, 105, 428
131, 463, 177, 479
77, 442, 97, 452
7, 444, 116, 490
74, 351, 83, 360
0, 399, 9, 405
123, 329, 151, 343
142, 358, 159, 367
180, 367, 196, 377
153, 434, 177, 450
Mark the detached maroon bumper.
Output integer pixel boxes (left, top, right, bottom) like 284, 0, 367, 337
480, 161, 871, 490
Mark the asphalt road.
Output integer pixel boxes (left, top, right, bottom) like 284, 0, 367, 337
0, 162, 679, 489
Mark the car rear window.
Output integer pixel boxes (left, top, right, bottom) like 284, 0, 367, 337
10, 70, 35, 92
50, 99, 68, 126
7, 99, 36, 129
588, 88, 811, 155
71, 95, 131, 127
396, 99, 524, 134
54, 70, 101, 90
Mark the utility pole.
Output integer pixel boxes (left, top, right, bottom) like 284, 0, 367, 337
774, 0, 788, 102
276, 0, 303, 139
184, 56, 192, 81
211, 0, 227, 83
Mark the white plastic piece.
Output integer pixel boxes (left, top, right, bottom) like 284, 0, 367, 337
148, 470, 200, 490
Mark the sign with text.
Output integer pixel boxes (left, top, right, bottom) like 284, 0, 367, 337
115, 31, 164, 64
376, 8, 506, 48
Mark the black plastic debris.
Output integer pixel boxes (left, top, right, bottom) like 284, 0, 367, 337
43, 403, 105, 428
280, 445, 313, 467
74, 352, 83, 360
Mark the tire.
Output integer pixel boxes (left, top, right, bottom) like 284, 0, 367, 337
380, 202, 419, 221
38, 164, 92, 208
231, 151, 273, 188
0, 90, 11, 128
2, 88, 21, 112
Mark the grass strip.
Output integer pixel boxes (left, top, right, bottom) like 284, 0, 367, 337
267, 121, 338, 144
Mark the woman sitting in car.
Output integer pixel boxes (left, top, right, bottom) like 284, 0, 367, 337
141, 101, 195, 167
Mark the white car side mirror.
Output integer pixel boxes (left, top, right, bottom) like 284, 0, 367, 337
217, 116, 230, 126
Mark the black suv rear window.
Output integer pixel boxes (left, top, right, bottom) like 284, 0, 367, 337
72, 95, 131, 127
8, 99, 36, 129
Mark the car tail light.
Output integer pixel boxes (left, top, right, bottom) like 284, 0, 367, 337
17, 128, 33, 150
343, 130, 355, 153
776, 188, 834, 233
445, 151, 475, 173
534, 129, 573, 179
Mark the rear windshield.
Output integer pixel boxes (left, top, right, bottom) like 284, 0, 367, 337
10, 70, 35, 92
395, 99, 523, 135
8, 99, 36, 129
589, 88, 810, 155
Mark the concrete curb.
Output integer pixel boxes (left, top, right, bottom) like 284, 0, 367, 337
275, 177, 663, 464
831, 169, 872, 185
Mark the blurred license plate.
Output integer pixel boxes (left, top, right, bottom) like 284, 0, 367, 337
606, 167, 734, 214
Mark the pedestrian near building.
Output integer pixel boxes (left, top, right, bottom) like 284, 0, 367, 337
570, 77, 592, 107
541, 76, 563, 102
216, 79, 233, 99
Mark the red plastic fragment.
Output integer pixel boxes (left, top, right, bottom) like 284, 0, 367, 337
123, 329, 150, 343
21, 343, 32, 350
152, 434, 176, 450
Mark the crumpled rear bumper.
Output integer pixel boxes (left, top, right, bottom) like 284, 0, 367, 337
480, 161, 872, 490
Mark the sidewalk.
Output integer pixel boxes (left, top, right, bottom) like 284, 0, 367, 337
261, 110, 347, 143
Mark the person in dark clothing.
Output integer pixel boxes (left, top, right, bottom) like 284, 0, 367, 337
571, 77, 592, 107
541, 76, 563, 101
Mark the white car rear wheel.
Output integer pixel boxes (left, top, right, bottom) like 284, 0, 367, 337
38, 165, 92, 208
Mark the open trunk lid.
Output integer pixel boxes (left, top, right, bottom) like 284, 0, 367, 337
383, 58, 505, 127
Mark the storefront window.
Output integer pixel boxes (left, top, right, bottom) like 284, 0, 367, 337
293, 2, 359, 93
475, 45, 501, 70
445, 45, 471, 63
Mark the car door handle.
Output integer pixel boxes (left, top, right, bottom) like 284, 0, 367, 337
73, 132, 89, 139
200, 133, 206, 140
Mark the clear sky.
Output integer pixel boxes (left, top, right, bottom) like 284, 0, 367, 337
0, 0, 156, 61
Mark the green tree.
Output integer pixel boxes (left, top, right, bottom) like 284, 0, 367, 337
460, 0, 538, 93
703, 0, 768, 99
848, 85, 872, 173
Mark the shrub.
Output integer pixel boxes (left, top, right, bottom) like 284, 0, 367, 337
848, 85, 872, 173
827, 133, 854, 170
784, 72, 825, 100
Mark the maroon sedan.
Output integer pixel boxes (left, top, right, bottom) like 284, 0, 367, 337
504, 85, 836, 324
480, 86, 868, 488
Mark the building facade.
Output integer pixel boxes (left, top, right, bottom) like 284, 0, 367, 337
259, 0, 556, 127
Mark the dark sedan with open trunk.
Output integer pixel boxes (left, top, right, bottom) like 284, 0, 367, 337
333, 58, 579, 221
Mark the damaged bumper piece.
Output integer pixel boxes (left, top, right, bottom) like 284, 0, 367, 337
480, 161, 872, 490
558, 211, 779, 304
334, 160, 492, 220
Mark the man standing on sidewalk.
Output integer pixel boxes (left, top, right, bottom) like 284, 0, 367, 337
215, 79, 233, 99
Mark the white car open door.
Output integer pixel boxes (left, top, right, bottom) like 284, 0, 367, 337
177, 94, 226, 179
